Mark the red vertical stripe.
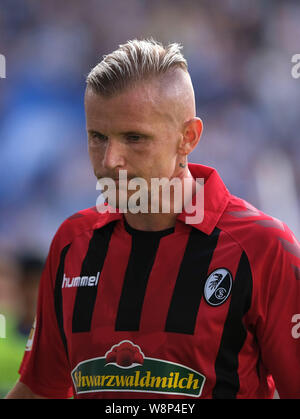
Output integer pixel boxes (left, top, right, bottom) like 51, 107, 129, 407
91, 221, 132, 337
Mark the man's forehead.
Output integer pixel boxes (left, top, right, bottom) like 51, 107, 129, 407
85, 82, 175, 127
84, 69, 195, 128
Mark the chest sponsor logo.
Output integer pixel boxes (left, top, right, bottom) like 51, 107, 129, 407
62, 272, 100, 288
71, 340, 206, 397
204, 268, 232, 306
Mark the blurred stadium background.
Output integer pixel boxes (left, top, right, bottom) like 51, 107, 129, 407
0, 0, 299, 397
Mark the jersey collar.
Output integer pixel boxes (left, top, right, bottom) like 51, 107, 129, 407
95, 163, 230, 236
176, 163, 230, 235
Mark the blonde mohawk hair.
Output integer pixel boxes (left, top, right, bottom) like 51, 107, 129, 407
86, 38, 188, 96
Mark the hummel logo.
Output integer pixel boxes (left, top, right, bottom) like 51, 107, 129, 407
62, 272, 100, 288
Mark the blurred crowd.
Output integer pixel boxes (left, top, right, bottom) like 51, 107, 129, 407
0, 0, 300, 255
0, 0, 299, 394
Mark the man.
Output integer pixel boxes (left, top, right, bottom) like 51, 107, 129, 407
6, 39, 300, 399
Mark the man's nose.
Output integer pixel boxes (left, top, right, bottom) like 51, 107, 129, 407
103, 138, 126, 170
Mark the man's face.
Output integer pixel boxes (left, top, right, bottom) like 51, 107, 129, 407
85, 80, 184, 208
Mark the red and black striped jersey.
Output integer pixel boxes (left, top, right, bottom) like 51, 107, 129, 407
19, 163, 300, 399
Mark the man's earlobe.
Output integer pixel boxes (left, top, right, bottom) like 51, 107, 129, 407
179, 117, 203, 155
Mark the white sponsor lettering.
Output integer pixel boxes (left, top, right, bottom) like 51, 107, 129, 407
62, 272, 100, 288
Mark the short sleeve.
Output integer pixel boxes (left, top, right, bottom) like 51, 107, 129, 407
255, 225, 300, 398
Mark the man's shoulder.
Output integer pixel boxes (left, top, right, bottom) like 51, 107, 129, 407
51, 206, 119, 250
218, 194, 299, 263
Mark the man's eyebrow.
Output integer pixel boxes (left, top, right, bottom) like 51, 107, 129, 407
87, 129, 109, 138
119, 130, 152, 137
87, 129, 152, 138
87, 129, 104, 135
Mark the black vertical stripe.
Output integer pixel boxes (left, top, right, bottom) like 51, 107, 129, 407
212, 251, 253, 399
54, 243, 71, 358
115, 232, 162, 331
72, 222, 116, 333
165, 227, 221, 334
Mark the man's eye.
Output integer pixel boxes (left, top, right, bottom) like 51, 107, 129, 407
127, 135, 142, 142
90, 133, 107, 141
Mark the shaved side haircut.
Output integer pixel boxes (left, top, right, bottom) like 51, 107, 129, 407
86, 38, 188, 97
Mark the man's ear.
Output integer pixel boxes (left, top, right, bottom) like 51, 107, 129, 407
178, 117, 203, 156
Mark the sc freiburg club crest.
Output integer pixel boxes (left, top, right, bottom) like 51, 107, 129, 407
204, 268, 233, 306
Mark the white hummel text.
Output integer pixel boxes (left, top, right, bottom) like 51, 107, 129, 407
62, 272, 100, 288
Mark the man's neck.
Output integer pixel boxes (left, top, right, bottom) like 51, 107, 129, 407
123, 169, 197, 232
124, 212, 178, 232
